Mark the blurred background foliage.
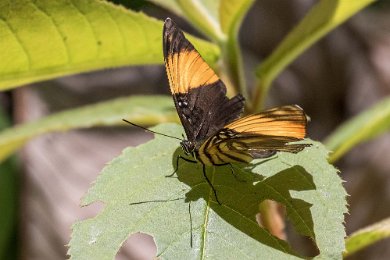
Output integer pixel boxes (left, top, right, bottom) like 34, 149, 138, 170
0, 107, 18, 260
0, 0, 390, 259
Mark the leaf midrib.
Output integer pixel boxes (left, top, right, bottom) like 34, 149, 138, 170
200, 169, 214, 259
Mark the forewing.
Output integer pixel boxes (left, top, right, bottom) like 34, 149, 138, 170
163, 18, 244, 143
199, 105, 310, 165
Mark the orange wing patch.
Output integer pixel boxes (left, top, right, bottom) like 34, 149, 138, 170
165, 50, 219, 94
225, 105, 307, 139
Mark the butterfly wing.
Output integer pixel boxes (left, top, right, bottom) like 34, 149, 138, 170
198, 105, 310, 165
163, 18, 245, 144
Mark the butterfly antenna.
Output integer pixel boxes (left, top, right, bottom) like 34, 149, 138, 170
122, 119, 182, 141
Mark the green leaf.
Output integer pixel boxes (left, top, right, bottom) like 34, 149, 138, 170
344, 217, 390, 257
219, 0, 254, 34
0, 95, 177, 163
0, 0, 219, 90
253, 0, 375, 110
147, 0, 225, 42
69, 123, 347, 259
325, 96, 390, 163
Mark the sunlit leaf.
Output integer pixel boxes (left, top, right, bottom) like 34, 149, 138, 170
69, 123, 347, 259
0, 0, 219, 90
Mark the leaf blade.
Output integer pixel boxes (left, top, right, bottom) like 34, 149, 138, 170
69, 124, 347, 259
0, 0, 219, 90
325, 96, 390, 162
0, 95, 178, 163
219, 0, 254, 34
344, 217, 390, 257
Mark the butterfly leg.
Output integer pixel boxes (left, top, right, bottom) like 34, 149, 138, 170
166, 155, 197, 177
202, 164, 222, 205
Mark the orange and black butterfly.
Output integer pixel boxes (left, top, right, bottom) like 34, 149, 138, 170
161, 18, 310, 204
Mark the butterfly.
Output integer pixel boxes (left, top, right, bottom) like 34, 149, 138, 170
161, 18, 310, 204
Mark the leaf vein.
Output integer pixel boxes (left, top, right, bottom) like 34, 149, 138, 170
68, 0, 100, 59
101, 4, 127, 54
0, 5, 32, 69
30, 0, 71, 63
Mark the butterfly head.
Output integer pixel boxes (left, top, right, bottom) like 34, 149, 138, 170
180, 140, 196, 156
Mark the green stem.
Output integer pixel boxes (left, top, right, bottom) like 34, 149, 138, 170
221, 32, 249, 105
219, 0, 255, 106
251, 77, 270, 112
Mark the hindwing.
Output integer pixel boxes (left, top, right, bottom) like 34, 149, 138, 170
198, 105, 310, 165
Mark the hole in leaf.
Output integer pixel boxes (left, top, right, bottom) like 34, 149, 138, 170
257, 199, 318, 258
257, 199, 287, 240
116, 232, 156, 260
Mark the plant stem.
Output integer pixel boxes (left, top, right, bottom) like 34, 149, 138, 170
251, 77, 270, 112
219, 0, 256, 106
220, 34, 250, 106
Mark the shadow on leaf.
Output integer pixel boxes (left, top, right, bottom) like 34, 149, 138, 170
172, 147, 316, 257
